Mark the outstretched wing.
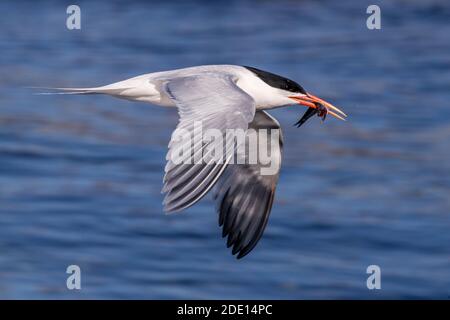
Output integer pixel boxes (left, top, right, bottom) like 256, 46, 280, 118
213, 111, 283, 259
162, 73, 256, 212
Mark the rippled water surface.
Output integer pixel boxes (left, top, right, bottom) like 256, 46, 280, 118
0, 0, 449, 299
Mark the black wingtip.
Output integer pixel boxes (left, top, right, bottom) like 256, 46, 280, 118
236, 249, 252, 259
236, 252, 246, 259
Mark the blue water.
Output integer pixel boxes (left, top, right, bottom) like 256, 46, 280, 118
0, 0, 449, 299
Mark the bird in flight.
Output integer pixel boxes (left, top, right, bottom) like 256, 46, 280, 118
43, 65, 347, 258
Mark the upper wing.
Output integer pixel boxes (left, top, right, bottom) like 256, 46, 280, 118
162, 73, 256, 212
213, 111, 283, 259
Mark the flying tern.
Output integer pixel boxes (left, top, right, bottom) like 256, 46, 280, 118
43, 65, 347, 258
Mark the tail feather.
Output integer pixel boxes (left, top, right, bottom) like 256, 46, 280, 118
30, 73, 155, 99
32, 88, 94, 95
30, 86, 131, 96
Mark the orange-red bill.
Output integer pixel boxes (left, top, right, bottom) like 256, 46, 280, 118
289, 94, 347, 121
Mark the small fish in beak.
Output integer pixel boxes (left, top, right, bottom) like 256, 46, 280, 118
289, 93, 347, 128
294, 103, 328, 128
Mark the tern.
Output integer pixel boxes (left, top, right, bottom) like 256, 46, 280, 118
43, 65, 347, 258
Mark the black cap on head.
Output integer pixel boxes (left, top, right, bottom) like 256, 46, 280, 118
244, 66, 307, 94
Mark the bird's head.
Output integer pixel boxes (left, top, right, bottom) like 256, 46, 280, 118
244, 66, 347, 127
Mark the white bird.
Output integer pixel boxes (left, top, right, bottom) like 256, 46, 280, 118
43, 65, 347, 258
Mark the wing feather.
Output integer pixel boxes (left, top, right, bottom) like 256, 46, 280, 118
162, 74, 255, 212
213, 110, 283, 258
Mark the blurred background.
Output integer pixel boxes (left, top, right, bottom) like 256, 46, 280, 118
0, 0, 449, 299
